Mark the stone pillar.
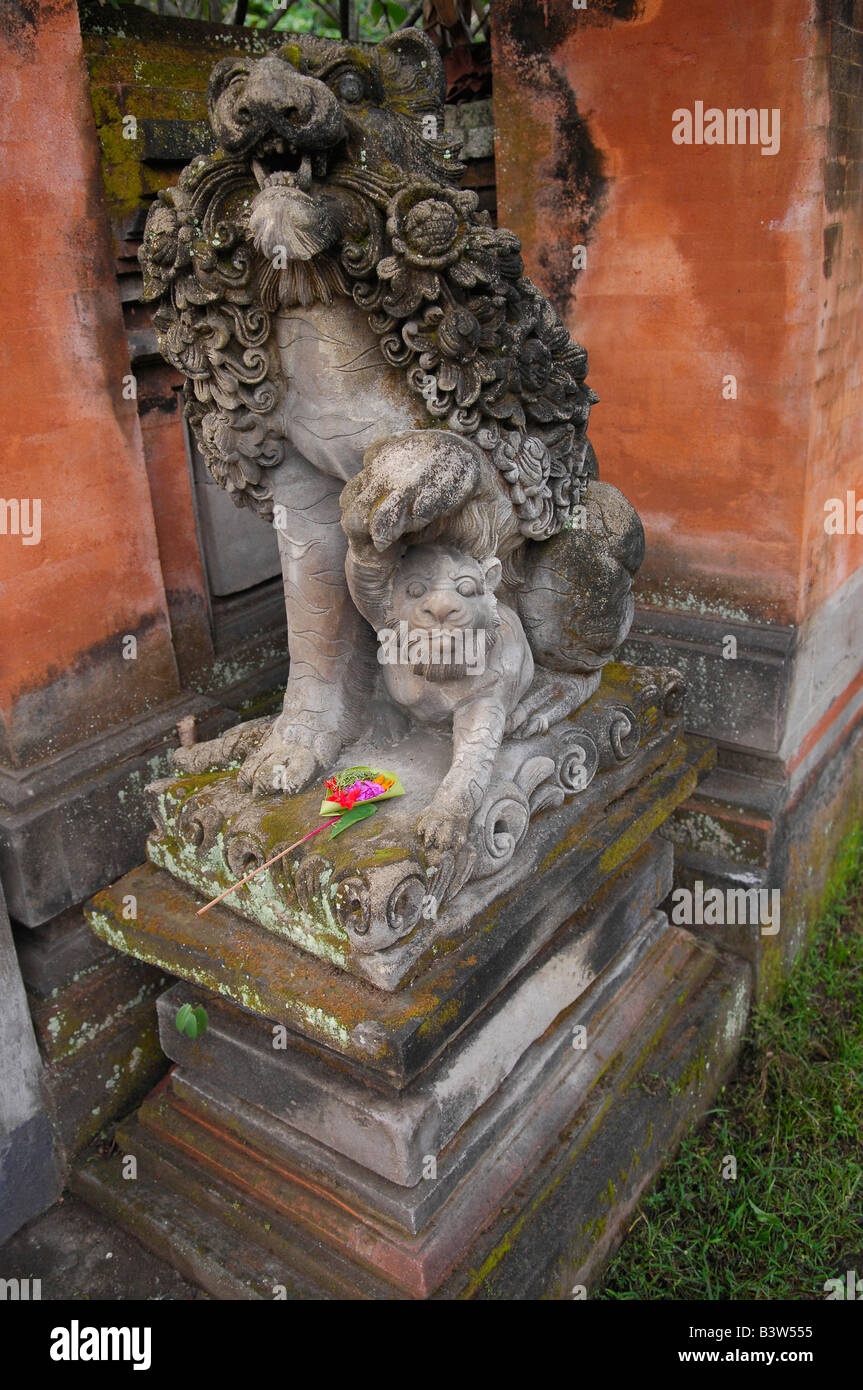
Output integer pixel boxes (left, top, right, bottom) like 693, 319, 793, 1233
0, 0, 188, 926
0, 878, 61, 1242
490, 0, 863, 993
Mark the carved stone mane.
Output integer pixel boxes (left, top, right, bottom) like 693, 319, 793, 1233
138, 31, 598, 540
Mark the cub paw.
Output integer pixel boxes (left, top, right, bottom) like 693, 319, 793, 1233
416, 800, 471, 852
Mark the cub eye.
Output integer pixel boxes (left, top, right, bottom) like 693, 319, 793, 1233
406, 582, 426, 599
224, 67, 248, 92
334, 70, 367, 104
456, 580, 478, 597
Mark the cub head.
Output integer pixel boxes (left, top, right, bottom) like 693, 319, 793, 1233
386, 544, 502, 683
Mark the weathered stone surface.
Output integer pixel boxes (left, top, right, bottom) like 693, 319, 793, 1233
144, 665, 685, 988
73, 927, 749, 1299
73, 1135, 348, 1300
157, 835, 672, 1184
88, 732, 713, 1085
444, 98, 494, 161
167, 907, 676, 1240
669, 712, 863, 999
621, 606, 796, 756
43, 999, 168, 1160
0, 1192, 204, 1301
14, 906, 114, 999
0, 880, 61, 1242
0, 693, 231, 928
29, 954, 168, 1068
75, 694, 735, 1298
444, 947, 751, 1300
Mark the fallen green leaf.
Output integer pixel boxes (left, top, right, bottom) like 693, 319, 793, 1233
174, 1003, 193, 1034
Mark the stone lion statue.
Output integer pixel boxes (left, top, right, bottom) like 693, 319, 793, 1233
139, 28, 643, 808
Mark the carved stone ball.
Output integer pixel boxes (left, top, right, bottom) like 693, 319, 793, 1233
517, 481, 645, 673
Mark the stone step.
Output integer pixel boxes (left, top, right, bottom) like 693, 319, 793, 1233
29, 953, 167, 1066
442, 948, 751, 1298
144, 919, 706, 1297
156, 836, 674, 1185
72, 929, 749, 1299
72, 1122, 353, 1300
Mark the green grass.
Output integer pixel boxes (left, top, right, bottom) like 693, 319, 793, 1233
599, 825, 863, 1300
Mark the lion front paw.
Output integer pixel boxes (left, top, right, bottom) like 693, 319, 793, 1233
238, 736, 322, 800
341, 432, 482, 551
172, 717, 273, 776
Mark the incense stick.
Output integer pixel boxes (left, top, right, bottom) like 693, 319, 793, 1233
196, 817, 339, 916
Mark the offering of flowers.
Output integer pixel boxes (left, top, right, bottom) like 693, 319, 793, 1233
197, 765, 405, 915
320, 766, 404, 834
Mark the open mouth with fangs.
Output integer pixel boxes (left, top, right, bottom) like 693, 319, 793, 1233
249, 136, 332, 193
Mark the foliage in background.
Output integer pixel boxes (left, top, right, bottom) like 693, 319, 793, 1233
91, 0, 406, 39
601, 825, 863, 1300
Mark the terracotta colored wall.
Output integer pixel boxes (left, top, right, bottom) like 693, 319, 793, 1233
491, 0, 860, 629
135, 366, 214, 685
80, 13, 279, 691
801, 3, 863, 619
0, 0, 179, 766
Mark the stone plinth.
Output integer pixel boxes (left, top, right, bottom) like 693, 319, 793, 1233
76, 703, 751, 1298
137, 664, 686, 991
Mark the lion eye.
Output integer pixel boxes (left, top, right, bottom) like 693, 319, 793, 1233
334, 70, 367, 104
456, 580, 477, 597
406, 582, 426, 599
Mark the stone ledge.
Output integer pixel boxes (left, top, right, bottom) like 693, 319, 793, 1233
0, 694, 230, 927
155, 835, 673, 1186
86, 732, 714, 1086
71, 935, 750, 1298
622, 604, 795, 757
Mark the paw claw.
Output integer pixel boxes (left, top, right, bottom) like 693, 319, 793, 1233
240, 741, 320, 799
521, 713, 549, 739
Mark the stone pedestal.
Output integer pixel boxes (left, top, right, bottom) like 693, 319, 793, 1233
74, 676, 751, 1298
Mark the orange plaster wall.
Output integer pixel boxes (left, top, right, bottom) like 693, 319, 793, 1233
0, 0, 179, 763
799, 7, 863, 620
492, 0, 835, 627
136, 367, 216, 683
138, 385, 205, 604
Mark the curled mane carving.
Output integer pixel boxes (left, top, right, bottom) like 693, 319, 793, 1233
139, 31, 599, 535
